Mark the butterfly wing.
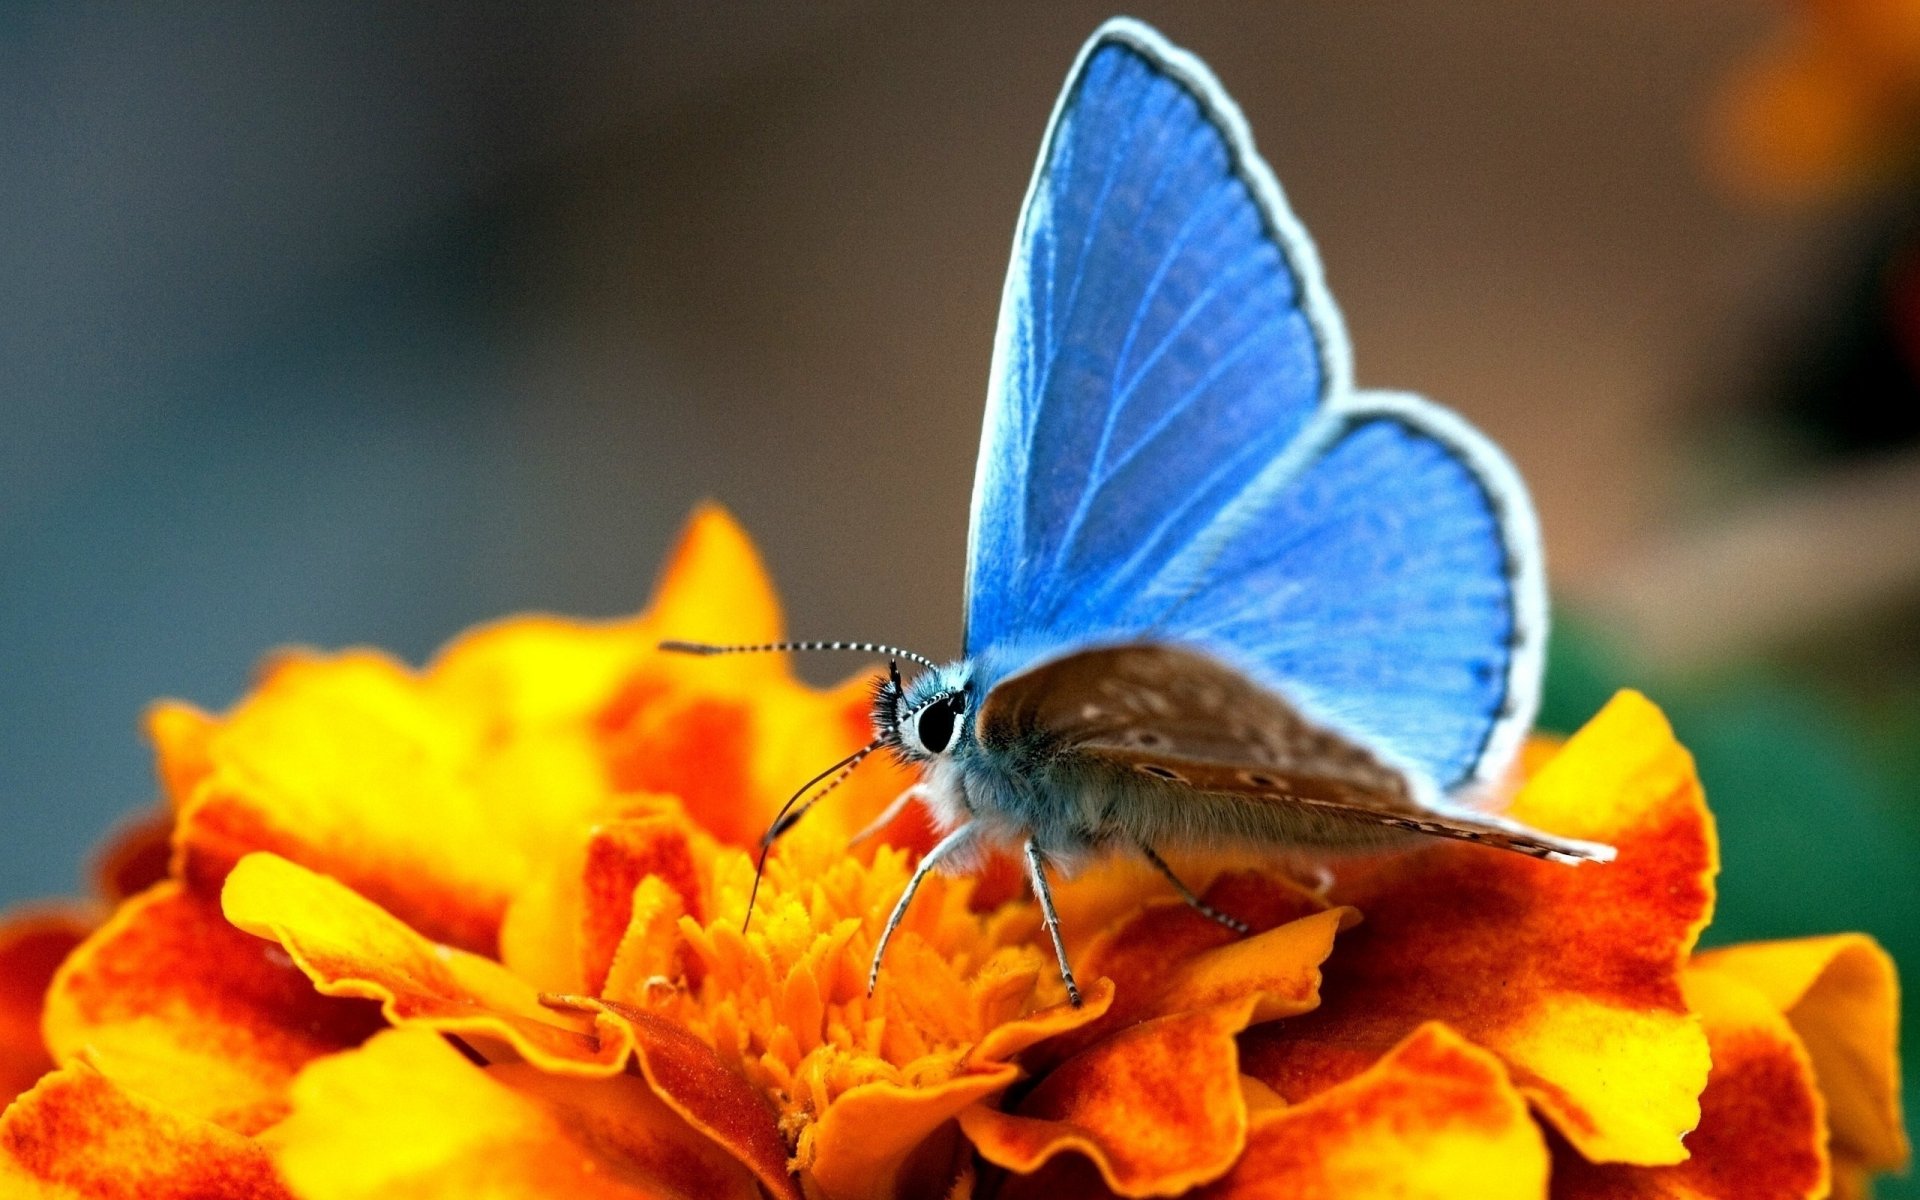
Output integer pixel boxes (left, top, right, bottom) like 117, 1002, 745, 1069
964, 19, 1342, 657
1125, 395, 1547, 797
976, 643, 1610, 863
966, 19, 1543, 796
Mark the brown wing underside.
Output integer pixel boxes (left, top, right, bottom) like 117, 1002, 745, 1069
978, 642, 1614, 864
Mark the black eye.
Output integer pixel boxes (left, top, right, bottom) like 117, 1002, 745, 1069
916, 695, 961, 755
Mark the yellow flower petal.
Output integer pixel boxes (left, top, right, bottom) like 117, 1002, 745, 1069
266, 1028, 760, 1200
1243, 690, 1716, 1166
990, 1023, 1550, 1200
802, 979, 1121, 1190
547, 997, 801, 1200
0, 1062, 290, 1199
41, 882, 380, 1134
959, 997, 1264, 1197
166, 507, 782, 958
1553, 967, 1830, 1200
1198, 1024, 1548, 1200
145, 699, 217, 811
220, 853, 629, 1075
1693, 934, 1908, 1181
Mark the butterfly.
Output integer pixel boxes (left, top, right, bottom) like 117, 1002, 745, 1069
665, 16, 1614, 1007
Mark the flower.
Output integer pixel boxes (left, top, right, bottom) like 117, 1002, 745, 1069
0, 504, 1907, 1198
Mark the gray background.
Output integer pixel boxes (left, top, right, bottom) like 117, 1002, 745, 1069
0, 3, 1865, 900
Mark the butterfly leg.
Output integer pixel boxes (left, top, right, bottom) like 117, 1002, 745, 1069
847, 783, 929, 849
868, 822, 975, 997
1023, 840, 1083, 1008
1138, 843, 1249, 935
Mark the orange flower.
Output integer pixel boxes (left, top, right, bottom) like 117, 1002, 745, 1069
0, 506, 1906, 1199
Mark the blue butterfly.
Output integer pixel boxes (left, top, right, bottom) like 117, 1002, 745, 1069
667, 17, 1613, 1007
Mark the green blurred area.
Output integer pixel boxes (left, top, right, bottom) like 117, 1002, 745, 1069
1543, 613, 1918, 1197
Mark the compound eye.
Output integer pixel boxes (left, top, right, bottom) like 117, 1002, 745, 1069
916, 694, 961, 756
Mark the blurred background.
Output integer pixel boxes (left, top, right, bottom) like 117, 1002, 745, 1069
3, 1, 1917, 1176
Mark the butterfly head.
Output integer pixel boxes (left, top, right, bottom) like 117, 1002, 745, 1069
873, 660, 974, 764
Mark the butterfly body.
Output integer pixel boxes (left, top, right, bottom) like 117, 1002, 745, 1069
878, 639, 1603, 882
672, 17, 1613, 1005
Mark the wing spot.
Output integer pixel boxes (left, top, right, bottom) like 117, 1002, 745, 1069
1136, 763, 1186, 783
1238, 771, 1289, 790
1130, 731, 1167, 749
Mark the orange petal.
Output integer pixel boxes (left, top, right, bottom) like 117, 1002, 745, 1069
578, 815, 704, 995
1031, 893, 1346, 1077
960, 998, 1263, 1197
88, 806, 173, 903
171, 645, 610, 953
597, 669, 913, 853
1191, 1024, 1549, 1200
0, 909, 92, 1106
1243, 690, 1716, 1166
266, 1028, 761, 1200
633, 502, 786, 666
0, 1062, 291, 1199
41, 882, 382, 1134
551, 998, 801, 1200
220, 853, 629, 1075
499, 801, 714, 998
790, 983, 1114, 1200
810, 1069, 1020, 1200
1553, 967, 1829, 1200
145, 699, 217, 810
167, 508, 795, 959
1692, 935, 1908, 1181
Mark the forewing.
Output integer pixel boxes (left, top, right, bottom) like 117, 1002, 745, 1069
978, 643, 1610, 863
964, 19, 1342, 656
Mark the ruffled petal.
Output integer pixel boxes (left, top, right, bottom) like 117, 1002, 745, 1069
1553, 967, 1829, 1200
170, 644, 611, 953
41, 883, 380, 1134
1198, 1023, 1548, 1200
145, 699, 217, 810
0, 909, 92, 1105
0, 1063, 290, 1199
988, 1024, 1549, 1200
805, 983, 1117, 1200
578, 815, 706, 995
598, 668, 912, 853
960, 998, 1264, 1197
266, 1029, 761, 1200
808, 1070, 1021, 1200
1243, 691, 1717, 1166
164, 508, 778, 956
547, 997, 801, 1200
1692, 934, 1908, 1182
499, 806, 714, 999
219, 853, 630, 1075
1023, 888, 1346, 1085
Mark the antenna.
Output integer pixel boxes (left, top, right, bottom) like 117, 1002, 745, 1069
660, 639, 939, 672
740, 736, 885, 933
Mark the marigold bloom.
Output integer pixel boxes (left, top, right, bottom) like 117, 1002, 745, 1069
0, 505, 1906, 1199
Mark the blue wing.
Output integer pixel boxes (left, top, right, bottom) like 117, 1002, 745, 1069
965, 19, 1545, 796
963, 20, 1343, 655
1134, 397, 1545, 795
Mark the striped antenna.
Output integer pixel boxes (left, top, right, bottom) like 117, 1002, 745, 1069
660, 639, 940, 672
741, 735, 885, 933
